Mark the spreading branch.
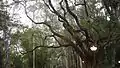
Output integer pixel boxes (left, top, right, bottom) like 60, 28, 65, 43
22, 44, 70, 54
64, 0, 82, 29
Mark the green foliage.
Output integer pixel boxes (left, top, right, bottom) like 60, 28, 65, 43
35, 48, 50, 68
13, 55, 23, 68
11, 27, 65, 68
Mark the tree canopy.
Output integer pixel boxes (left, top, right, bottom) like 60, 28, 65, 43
0, 0, 120, 68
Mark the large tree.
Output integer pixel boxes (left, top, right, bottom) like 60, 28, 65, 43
16, 0, 120, 68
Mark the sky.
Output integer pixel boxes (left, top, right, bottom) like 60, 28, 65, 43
6, 0, 108, 28
6, 0, 58, 28
7, 0, 34, 27
5, 0, 72, 28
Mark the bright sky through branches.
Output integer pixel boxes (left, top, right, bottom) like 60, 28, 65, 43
6, 0, 34, 27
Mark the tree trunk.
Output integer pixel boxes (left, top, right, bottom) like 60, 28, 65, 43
0, 48, 2, 68
84, 60, 100, 68
3, 30, 10, 68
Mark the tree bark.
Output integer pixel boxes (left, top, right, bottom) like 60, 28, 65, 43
0, 48, 2, 68
83, 60, 100, 68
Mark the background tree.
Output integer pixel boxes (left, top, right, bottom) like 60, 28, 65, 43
0, 0, 24, 68
0, 0, 11, 68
